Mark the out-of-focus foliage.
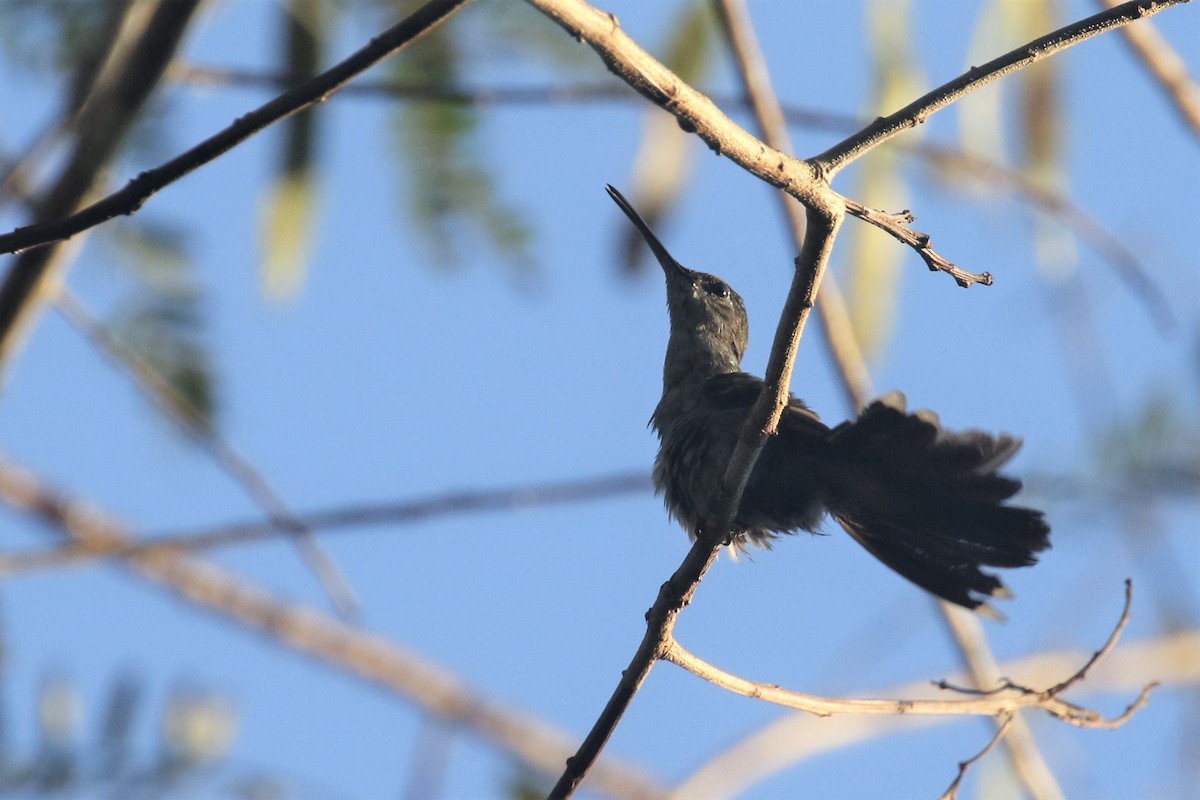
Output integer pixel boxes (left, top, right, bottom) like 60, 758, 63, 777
111, 288, 214, 430
259, 0, 326, 302
1096, 392, 1200, 496
843, 0, 926, 359
506, 770, 551, 800
0, 669, 247, 798
105, 221, 216, 429
389, 18, 532, 272
0, 0, 215, 430
0, 0, 117, 80
953, 0, 1069, 236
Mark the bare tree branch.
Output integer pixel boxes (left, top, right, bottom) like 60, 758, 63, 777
675, 628, 1197, 796
519, 1, 1182, 794
0, 471, 651, 575
939, 715, 1014, 800
813, 0, 1190, 175
0, 0, 473, 257
660, 581, 1153, 727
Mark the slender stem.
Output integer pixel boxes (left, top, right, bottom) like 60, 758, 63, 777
939, 715, 1015, 800
938, 604, 1065, 799
814, 0, 1189, 176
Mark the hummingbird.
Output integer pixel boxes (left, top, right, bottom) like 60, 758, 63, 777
607, 184, 1050, 614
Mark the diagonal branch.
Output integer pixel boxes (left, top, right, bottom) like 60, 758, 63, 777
661, 579, 1154, 729
939, 715, 1015, 800
814, 0, 1190, 176
0, 0, 472, 257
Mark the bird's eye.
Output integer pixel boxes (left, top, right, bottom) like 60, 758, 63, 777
702, 279, 730, 298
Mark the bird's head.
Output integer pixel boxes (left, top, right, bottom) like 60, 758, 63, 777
606, 185, 748, 389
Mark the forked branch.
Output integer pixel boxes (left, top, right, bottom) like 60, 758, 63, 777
663, 580, 1155, 730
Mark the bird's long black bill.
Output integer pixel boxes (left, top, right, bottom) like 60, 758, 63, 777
605, 185, 690, 278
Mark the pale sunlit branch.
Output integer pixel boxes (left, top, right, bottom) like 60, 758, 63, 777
0, 453, 669, 800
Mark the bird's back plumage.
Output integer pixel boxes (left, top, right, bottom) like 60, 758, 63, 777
653, 373, 1050, 612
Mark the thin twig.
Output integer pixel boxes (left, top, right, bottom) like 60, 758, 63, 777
0, 0, 473, 256
54, 291, 361, 621
939, 714, 1015, 800
0, 471, 652, 575
0, 454, 669, 800
839, 200, 991, 287
674, 629, 1197, 796
937, 604, 1065, 800
814, 0, 1190, 175
1048, 578, 1136, 696
660, 581, 1152, 728
1097, 0, 1200, 138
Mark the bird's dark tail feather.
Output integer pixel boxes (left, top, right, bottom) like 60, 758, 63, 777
824, 392, 1050, 615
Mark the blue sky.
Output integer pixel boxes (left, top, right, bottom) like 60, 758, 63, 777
0, 1, 1197, 798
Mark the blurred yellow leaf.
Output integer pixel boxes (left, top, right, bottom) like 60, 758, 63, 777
846, 0, 925, 358
258, 171, 317, 303
954, 0, 1010, 193
255, 0, 325, 303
